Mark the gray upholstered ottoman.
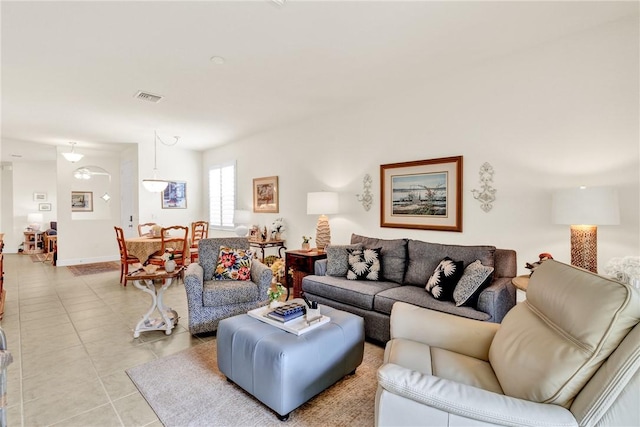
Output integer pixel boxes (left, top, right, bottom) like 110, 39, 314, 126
217, 305, 365, 420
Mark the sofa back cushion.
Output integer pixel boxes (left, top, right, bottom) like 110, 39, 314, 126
325, 243, 363, 276
198, 237, 250, 281
404, 240, 495, 286
489, 260, 640, 408
350, 234, 407, 284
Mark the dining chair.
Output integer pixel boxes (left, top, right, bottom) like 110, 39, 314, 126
114, 226, 140, 286
137, 222, 157, 237
190, 221, 209, 263
148, 225, 190, 273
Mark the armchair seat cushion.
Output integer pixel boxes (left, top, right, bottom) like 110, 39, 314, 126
203, 280, 261, 307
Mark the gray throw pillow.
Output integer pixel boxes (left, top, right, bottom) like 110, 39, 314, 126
453, 260, 494, 307
325, 243, 363, 276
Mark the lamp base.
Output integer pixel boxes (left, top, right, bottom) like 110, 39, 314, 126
570, 225, 598, 273
315, 215, 331, 252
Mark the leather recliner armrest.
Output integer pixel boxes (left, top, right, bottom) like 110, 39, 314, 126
378, 363, 578, 427
390, 302, 499, 361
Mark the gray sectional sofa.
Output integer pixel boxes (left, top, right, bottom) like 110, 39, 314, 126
301, 234, 517, 343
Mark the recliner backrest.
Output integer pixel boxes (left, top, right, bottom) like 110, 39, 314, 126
488, 260, 640, 408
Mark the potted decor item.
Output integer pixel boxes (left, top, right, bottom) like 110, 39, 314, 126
301, 236, 312, 251
268, 258, 286, 308
268, 283, 285, 308
271, 218, 286, 240
162, 249, 176, 273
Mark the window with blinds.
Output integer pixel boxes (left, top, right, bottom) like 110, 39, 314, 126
209, 163, 236, 229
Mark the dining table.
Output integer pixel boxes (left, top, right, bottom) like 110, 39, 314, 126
125, 236, 190, 264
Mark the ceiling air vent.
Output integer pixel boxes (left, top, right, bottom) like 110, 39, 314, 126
134, 91, 163, 103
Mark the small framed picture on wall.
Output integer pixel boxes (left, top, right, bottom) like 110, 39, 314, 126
38, 203, 52, 212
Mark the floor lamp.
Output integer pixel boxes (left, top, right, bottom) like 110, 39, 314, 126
307, 192, 339, 252
552, 186, 619, 273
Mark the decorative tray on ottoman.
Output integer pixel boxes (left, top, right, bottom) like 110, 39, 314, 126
248, 298, 329, 335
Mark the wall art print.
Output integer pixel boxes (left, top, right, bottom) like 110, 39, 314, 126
380, 156, 463, 232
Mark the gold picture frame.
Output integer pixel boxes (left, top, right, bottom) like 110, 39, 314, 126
253, 176, 279, 213
381, 156, 463, 232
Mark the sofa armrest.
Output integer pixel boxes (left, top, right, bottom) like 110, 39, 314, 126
184, 263, 205, 305
390, 302, 499, 361
314, 259, 328, 276
251, 259, 273, 297
477, 277, 516, 323
377, 363, 577, 427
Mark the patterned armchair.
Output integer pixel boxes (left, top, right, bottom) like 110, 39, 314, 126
183, 237, 272, 335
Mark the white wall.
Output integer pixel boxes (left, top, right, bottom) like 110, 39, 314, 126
56, 147, 123, 265
203, 16, 639, 274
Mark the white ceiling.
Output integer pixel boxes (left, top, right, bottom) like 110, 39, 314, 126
1, 0, 637, 161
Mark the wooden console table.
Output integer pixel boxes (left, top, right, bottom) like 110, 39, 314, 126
285, 249, 327, 299
249, 239, 287, 262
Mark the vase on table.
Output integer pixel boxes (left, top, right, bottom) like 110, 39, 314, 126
301, 242, 311, 251
164, 259, 176, 273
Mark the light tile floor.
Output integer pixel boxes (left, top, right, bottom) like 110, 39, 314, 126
1, 254, 212, 427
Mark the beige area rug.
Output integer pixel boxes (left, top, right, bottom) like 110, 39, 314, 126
127, 339, 384, 426
30, 253, 46, 262
66, 262, 120, 276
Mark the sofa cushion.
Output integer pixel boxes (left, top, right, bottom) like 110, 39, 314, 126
404, 240, 496, 286
302, 275, 399, 310
347, 248, 382, 281
374, 286, 491, 321
426, 257, 464, 301
214, 247, 253, 280
326, 243, 363, 276
453, 260, 494, 307
351, 234, 407, 284
489, 260, 640, 407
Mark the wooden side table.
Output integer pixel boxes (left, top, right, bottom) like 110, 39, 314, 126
285, 250, 327, 299
512, 275, 530, 303
125, 267, 183, 338
249, 239, 287, 262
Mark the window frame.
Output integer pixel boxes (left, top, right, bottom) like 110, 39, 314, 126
208, 161, 237, 231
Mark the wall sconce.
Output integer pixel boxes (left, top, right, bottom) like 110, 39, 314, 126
356, 174, 373, 211
552, 186, 620, 273
471, 162, 496, 212
307, 192, 339, 252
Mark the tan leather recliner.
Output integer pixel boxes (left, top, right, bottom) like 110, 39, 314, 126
376, 260, 640, 427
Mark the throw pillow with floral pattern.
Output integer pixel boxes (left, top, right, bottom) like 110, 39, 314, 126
214, 246, 253, 280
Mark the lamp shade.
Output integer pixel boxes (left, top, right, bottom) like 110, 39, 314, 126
27, 213, 44, 231
552, 186, 620, 226
234, 210, 251, 224
307, 192, 339, 215
142, 179, 169, 193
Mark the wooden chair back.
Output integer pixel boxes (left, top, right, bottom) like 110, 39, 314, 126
191, 221, 209, 247
138, 222, 157, 237
161, 225, 189, 266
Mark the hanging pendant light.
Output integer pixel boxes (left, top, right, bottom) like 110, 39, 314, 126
62, 142, 84, 163
142, 131, 179, 192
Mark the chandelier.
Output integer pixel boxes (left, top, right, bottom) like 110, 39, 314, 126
142, 131, 179, 192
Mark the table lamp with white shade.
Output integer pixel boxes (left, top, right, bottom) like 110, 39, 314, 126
27, 213, 44, 231
234, 209, 251, 237
552, 186, 620, 273
307, 192, 339, 252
